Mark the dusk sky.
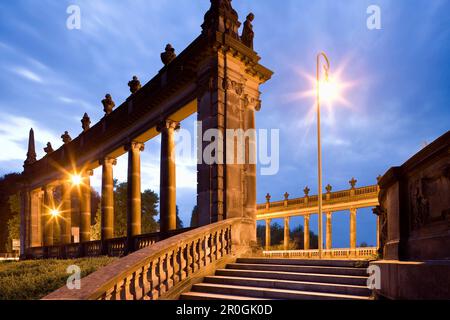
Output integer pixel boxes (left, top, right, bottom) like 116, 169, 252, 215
0, 0, 449, 247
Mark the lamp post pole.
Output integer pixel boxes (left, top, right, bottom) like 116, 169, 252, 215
316, 52, 330, 259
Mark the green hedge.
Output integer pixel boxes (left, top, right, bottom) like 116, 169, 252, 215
0, 257, 116, 300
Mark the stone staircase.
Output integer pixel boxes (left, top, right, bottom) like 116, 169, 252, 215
181, 258, 373, 300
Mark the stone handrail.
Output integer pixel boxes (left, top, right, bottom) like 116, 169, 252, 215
44, 218, 246, 300
262, 247, 378, 260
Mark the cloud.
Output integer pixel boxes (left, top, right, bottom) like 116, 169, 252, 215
0, 112, 58, 162
10, 66, 44, 83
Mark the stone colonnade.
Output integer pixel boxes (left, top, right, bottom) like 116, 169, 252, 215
22, 120, 180, 250
264, 209, 359, 251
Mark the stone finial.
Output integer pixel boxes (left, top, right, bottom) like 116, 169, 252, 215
81, 113, 91, 132
284, 192, 290, 201
61, 131, 72, 144
303, 186, 310, 197
102, 94, 115, 115
241, 13, 255, 49
44, 142, 54, 155
326, 184, 332, 193
265, 193, 271, 203
161, 44, 176, 66
202, 0, 240, 39
349, 177, 358, 189
24, 128, 37, 166
128, 76, 142, 94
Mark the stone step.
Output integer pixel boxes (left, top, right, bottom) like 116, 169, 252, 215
204, 275, 370, 297
180, 291, 270, 300
226, 263, 369, 277
191, 283, 371, 300
216, 269, 368, 286
237, 258, 370, 268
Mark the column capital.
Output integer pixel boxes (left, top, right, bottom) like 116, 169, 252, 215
304, 214, 310, 220
350, 207, 358, 214
41, 184, 56, 192
157, 119, 180, 132
125, 141, 145, 152
99, 157, 117, 167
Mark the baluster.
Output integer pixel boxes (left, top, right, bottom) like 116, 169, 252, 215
201, 235, 207, 267
196, 239, 201, 271
191, 240, 197, 272
174, 247, 181, 285
120, 274, 132, 300
150, 259, 160, 299
217, 230, 224, 259
160, 254, 168, 294
180, 244, 187, 281
136, 265, 147, 300
166, 251, 174, 290
214, 231, 219, 261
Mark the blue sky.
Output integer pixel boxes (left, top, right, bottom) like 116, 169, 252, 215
0, 0, 449, 247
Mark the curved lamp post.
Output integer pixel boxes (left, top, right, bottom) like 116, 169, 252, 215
316, 52, 330, 259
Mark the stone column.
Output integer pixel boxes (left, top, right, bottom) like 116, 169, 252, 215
350, 208, 357, 250
326, 212, 332, 250
60, 181, 72, 245
265, 219, 271, 250
284, 217, 290, 250
80, 170, 93, 243
43, 185, 55, 247
158, 120, 179, 233
20, 190, 30, 257
304, 215, 310, 250
126, 142, 145, 245
101, 158, 117, 240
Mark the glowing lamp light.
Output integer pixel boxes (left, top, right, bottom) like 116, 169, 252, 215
50, 209, 60, 217
71, 174, 82, 186
319, 77, 343, 104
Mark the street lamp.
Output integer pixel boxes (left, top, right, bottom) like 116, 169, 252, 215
50, 209, 60, 218
71, 174, 82, 186
316, 52, 330, 259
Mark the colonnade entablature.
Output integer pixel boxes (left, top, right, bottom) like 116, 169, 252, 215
19, 0, 273, 259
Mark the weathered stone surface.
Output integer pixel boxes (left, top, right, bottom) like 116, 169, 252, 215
375, 130, 450, 299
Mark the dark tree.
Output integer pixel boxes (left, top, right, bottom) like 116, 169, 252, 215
190, 206, 199, 228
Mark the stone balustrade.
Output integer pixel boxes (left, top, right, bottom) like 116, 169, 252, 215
43, 218, 246, 300
263, 247, 378, 260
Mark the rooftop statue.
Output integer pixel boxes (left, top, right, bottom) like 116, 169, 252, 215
61, 131, 72, 144
128, 76, 142, 94
241, 13, 255, 49
81, 113, 91, 131
161, 44, 176, 66
44, 142, 54, 154
102, 94, 115, 115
